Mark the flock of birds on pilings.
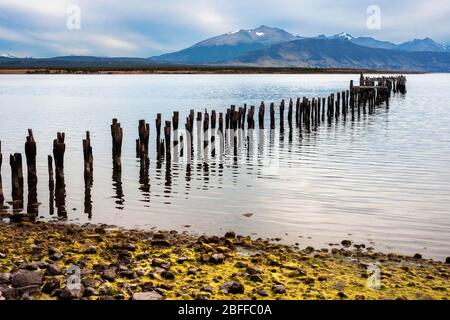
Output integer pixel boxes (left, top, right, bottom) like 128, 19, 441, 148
0, 73, 406, 220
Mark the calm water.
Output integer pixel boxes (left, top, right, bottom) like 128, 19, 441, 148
0, 74, 449, 260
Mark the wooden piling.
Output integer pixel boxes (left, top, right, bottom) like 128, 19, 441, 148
111, 119, 123, 169
83, 131, 94, 181
9, 153, 23, 208
0, 141, 3, 206
270, 103, 275, 130
53, 132, 66, 188
259, 102, 265, 129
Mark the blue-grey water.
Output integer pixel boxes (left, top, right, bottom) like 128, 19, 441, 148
0, 73, 449, 260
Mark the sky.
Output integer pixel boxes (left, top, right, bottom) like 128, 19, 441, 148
0, 0, 449, 58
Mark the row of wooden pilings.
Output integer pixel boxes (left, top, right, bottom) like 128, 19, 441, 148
0, 74, 406, 217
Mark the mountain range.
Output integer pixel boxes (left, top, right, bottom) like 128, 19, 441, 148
149, 26, 449, 68
2, 26, 450, 72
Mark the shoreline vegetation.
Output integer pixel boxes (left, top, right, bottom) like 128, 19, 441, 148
0, 66, 422, 75
0, 221, 449, 300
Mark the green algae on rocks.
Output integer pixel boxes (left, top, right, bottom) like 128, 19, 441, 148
0, 221, 449, 300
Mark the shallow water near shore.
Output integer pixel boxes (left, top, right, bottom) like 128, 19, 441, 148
0, 73, 449, 260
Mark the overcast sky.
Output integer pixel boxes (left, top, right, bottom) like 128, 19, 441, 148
1, 0, 449, 57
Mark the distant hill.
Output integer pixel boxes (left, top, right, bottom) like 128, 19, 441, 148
221, 38, 450, 72
397, 38, 449, 52
150, 25, 300, 64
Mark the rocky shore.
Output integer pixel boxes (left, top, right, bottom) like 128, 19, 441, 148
0, 221, 449, 300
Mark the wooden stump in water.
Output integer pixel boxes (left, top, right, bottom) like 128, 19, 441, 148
270, 103, 275, 130
111, 119, 123, 169
164, 121, 171, 160
259, 102, 265, 130
25, 129, 37, 187
0, 141, 4, 206
137, 120, 150, 158
83, 131, 94, 182
48, 155, 55, 216
53, 132, 66, 188
9, 153, 24, 209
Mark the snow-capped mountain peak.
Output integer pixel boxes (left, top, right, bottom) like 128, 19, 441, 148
1, 53, 17, 58
336, 32, 353, 40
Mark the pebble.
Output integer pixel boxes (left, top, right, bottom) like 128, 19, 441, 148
220, 281, 245, 294
210, 253, 225, 264
341, 240, 352, 248
272, 284, 286, 294
132, 291, 164, 300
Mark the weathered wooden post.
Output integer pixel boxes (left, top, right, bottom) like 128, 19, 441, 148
0, 141, 3, 206
137, 120, 150, 158
10, 153, 24, 210
24, 129, 37, 187
259, 102, 265, 129
164, 121, 171, 159
111, 119, 123, 169
279, 99, 285, 129
48, 155, 54, 215
83, 131, 94, 181
24, 130, 38, 215
270, 103, 275, 130
53, 132, 66, 188
172, 111, 179, 147
288, 98, 293, 128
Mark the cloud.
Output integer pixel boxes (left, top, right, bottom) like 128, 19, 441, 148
0, 0, 449, 57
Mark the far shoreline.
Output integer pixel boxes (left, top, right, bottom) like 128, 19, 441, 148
0, 67, 423, 75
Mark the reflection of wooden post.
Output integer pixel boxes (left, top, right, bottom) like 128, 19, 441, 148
111, 119, 123, 169
83, 131, 93, 181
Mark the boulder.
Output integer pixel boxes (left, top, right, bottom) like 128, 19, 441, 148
11, 270, 43, 288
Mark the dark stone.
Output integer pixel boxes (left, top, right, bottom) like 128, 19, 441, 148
224, 231, 236, 239
200, 285, 214, 293
304, 277, 315, 285
220, 281, 244, 294
177, 257, 188, 264
0, 273, 12, 284
246, 267, 262, 275
42, 277, 61, 294
187, 268, 198, 275
151, 240, 171, 247
59, 286, 85, 300
25, 262, 39, 271
446, 257, 450, 264
114, 293, 125, 300
1, 287, 19, 300
18, 285, 40, 296
51, 252, 63, 261
210, 253, 225, 264
132, 291, 164, 300
413, 253, 423, 259
122, 243, 136, 251
101, 268, 117, 282
11, 270, 43, 288
341, 240, 352, 248
83, 287, 99, 297
45, 264, 62, 276
272, 284, 286, 294
83, 246, 97, 254
119, 270, 137, 279
257, 288, 269, 297
249, 274, 263, 282
161, 271, 175, 280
